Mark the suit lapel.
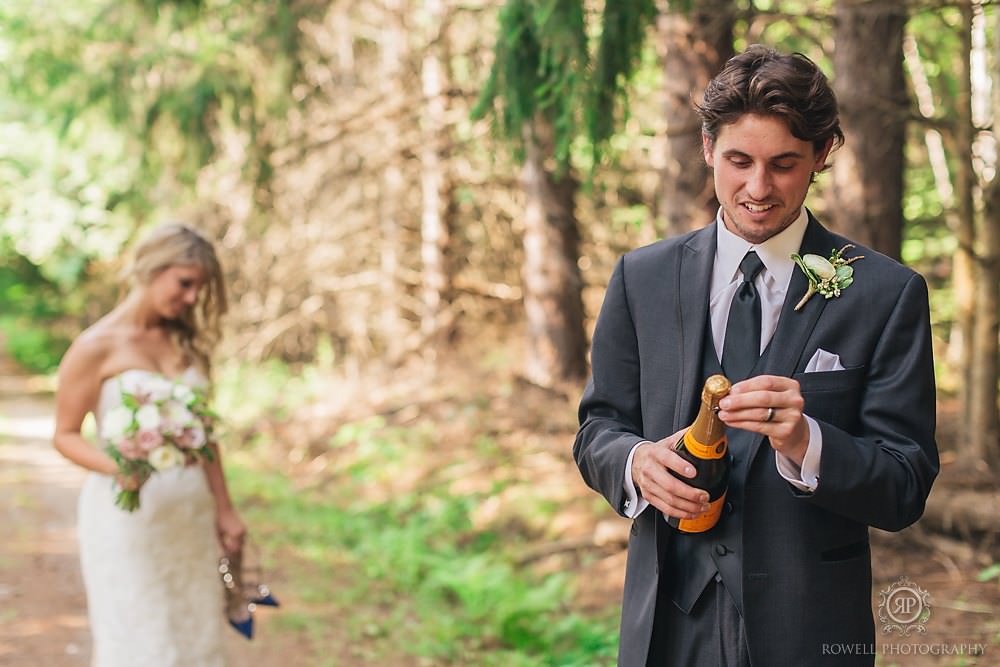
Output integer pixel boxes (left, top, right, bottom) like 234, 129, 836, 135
747, 213, 839, 462
760, 213, 837, 378
673, 224, 717, 430
657, 223, 716, 564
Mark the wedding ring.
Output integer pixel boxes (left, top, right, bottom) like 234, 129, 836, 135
764, 407, 775, 423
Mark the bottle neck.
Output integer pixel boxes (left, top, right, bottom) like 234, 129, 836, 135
690, 395, 726, 447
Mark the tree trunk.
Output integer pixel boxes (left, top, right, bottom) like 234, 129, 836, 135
973, 178, 1000, 465
832, 0, 908, 259
419, 0, 453, 357
380, 165, 405, 360
655, 0, 734, 238
379, 0, 408, 361
969, 2, 1000, 465
520, 115, 587, 387
922, 488, 1000, 535
953, 3, 978, 439
332, 8, 356, 87
902, 34, 973, 416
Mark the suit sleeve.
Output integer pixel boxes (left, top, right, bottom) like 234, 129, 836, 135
803, 273, 939, 531
574, 257, 647, 516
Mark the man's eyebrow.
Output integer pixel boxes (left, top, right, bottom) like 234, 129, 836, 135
721, 149, 806, 160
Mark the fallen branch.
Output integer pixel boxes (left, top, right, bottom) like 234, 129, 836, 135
921, 489, 1000, 536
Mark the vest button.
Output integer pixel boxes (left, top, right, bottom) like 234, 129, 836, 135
715, 544, 729, 556
724, 502, 734, 514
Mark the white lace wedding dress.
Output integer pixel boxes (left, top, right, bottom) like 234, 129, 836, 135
78, 368, 226, 667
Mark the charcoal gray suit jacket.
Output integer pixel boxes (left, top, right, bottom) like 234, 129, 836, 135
574, 214, 939, 666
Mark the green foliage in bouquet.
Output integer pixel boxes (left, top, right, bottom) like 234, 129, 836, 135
101, 373, 217, 511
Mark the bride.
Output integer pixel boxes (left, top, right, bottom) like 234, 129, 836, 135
53, 223, 246, 667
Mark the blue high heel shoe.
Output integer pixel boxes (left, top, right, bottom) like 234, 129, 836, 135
228, 615, 254, 640
252, 584, 280, 608
225, 588, 276, 639
220, 542, 279, 640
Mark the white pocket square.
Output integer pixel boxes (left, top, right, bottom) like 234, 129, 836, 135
804, 348, 846, 373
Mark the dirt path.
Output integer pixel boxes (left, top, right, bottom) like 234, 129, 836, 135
0, 361, 91, 667
0, 358, 284, 667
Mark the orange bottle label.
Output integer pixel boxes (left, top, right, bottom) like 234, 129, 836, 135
676, 492, 727, 533
682, 430, 727, 460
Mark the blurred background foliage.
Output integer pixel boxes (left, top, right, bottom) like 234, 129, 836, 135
0, 0, 994, 379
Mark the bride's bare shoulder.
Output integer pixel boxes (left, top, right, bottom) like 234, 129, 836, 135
60, 319, 126, 378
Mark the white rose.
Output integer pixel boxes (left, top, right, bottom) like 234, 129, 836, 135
119, 373, 145, 396
148, 444, 185, 471
163, 401, 196, 429
145, 377, 174, 403
100, 406, 135, 442
802, 254, 837, 280
171, 383, 197, 406
135, 404, 162, 431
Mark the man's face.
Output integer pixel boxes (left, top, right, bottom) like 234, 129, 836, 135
703, 113, 831, 244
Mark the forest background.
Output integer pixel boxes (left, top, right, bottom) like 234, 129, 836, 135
2, 0, 1000, 666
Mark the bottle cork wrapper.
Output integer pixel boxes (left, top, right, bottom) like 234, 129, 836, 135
682, 374, 731, 459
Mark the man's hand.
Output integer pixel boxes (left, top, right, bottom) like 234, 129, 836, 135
631, 428, 710, 520
718, 374, 809, 465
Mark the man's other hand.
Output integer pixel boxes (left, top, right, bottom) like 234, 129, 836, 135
631, 429, 710, 520
719, 374, 809, 465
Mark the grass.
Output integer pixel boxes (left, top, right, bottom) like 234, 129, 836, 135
225, 411, 618, 667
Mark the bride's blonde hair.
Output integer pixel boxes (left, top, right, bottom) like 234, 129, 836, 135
124, 223, 228, 376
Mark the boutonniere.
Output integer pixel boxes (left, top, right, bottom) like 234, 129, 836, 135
790, 244, 865, 311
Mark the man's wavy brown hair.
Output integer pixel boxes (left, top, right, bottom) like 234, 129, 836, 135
698, 44, 844, 166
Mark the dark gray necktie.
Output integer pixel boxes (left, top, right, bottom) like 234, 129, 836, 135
722, 251, 765, 382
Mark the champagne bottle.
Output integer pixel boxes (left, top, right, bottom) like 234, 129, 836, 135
667, 374, 732, 533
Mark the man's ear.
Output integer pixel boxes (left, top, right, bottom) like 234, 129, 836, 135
702, 132, 715, 167
814, 137, 834, 171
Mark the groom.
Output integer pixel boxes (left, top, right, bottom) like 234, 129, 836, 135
573, 45, 938, 666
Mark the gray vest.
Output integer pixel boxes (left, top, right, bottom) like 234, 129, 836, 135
659, 323, 773, 617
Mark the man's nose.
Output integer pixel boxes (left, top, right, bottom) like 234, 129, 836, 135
746, 167, 773, 199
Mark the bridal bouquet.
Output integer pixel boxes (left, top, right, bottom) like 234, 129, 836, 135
100, 374, 216, 511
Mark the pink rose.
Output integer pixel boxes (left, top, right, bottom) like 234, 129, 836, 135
117, 437, 143, 460
176, 425, 207, 450
136, 429, 164, 453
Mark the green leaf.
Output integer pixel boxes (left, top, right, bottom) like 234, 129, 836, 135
976, 563, 1000, 582
587, 0, 657, 148
791, 254, 817, 284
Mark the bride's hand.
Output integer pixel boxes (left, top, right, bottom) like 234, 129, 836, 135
114, 470, 149, 492
216, 507, 247, 554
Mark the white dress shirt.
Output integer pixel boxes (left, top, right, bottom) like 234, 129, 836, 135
622, 208, 823, 519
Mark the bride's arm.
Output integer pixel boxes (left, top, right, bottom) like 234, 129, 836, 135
53, 336, 118, 475
202, 444, 246, 553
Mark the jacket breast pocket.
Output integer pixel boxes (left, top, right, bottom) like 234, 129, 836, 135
793, 365, 866, 431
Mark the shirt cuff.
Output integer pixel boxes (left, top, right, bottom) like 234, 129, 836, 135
775, 416, 822, 493
623, 441, 651, 518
